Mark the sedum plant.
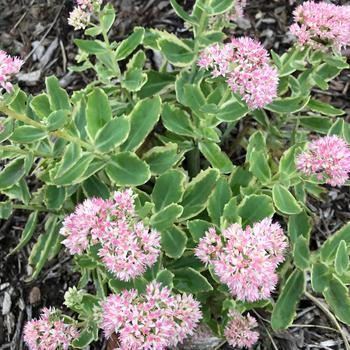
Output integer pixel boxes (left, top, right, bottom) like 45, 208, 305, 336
1, 0, 350, 348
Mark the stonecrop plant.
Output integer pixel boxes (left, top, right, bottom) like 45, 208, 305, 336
2, 0, 350, 348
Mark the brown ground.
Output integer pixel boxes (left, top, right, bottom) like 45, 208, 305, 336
0, 0, 350, 349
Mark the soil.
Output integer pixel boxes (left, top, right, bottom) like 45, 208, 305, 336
0, 0, 350, 349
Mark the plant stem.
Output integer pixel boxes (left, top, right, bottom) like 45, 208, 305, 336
0, 104, 108, 160
0, 145, 51, 158
305, 291, 350, 350
13, 204, 60, 214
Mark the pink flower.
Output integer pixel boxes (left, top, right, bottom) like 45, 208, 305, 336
98, 220, 160, 281
296, 135, 350, 187
195, 218, 288, 302
100, 282, 202, 350
230, 0, 247, 20
68, 7, 90, 30
290, 1, 350, 51
198, 37, 278, 109
224, 311, 259, 349
23, 308, 79, 350
60, 189, 161, 281
77, 0, 102, 11
0, 50, 23, 92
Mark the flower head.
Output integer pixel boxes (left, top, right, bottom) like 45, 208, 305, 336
0, 50, 23, 92
198, 37, 278, 109
60, 189, 160, 281
195, 218, 287, 302
296, 135, 350, 187
23, 308, 79, 350
230, 0, 247, 21
290, 1, 350, 51
68, 7, 90, 30
224, 311, 259, 349
100, 282, 202, 350
98, 220, 160, 281
77, 0, 102, 11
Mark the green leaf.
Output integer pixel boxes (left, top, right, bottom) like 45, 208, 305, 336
143, 143, 182, 175
45, 186, 66, 209
161, 225, 188, 259
162, 103, 195, 137
288, 210, 311, 244
74, 39, 105, 54
138, 71, 175, 99
170, 0, 197, 23
28, 216, 61, 280
173, 267, 213, 293
0, 158, 26, 190
10, 126, 46, 143
206, 0, 233, 15
121, 96, 162, 152
9, 89, 27, 114
158, 39, 195, 67
311, 262, 331, 293
237, 194, 275, 227
272, 184, 302, 215
150, 204, 183, 231
299, 117, 332, 134
249, 149, 271, 183
94, 116, 130, 152
229, 167, 253, 195
199, 142, 234, 174
122, 68, 148, 92
53, 154, 94, 186
188, 219, 215, 242
323, 276, 350, 325
10, 211, 38, 255
100, 3, 115, 32
72, 328, 95, 348
115, 27, 145, 60
328, 118, 344, 137
279, 146, 297, 176
307, 99, 344, 117
182, 83, 206, 115
30, 94, 51, 119
0, 202, 13, 219
320, 223, 350, 261
207, 177, 232, 225
265, 96, 310, 114
46, 109, 68, 131
293, 236, 310, 270
46, 76, 70, 111
82, 175, 110, 199
271, 269, 305, 330
335, 241, 349, 276
105, 152, 151, 186
216, 100, 249, 122
152, 169, 186, 211
55, 143, 81, 178
222, 197, 240, 226
156, 269, 174, 288
180, 168, 219, 219
86, 88, 112, 140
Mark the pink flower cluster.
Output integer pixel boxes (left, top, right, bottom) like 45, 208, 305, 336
0, 50, 23, 93
101, 282, 202, 349
60, 189, 161, 281
198, 37, 278, 109
23, 308, 79, 350
68, 0, 102, 30
290, 1, 350, 51
195, 218, 287, 302
230, 0, 247, 20
224, 310, 259, 349
296, 135, 350, 187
